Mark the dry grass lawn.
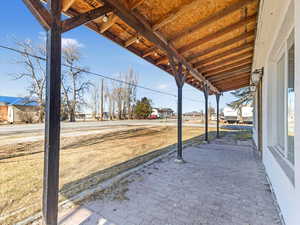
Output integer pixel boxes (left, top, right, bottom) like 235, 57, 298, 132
0, 125, 218, 225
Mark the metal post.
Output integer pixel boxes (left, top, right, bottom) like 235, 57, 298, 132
43, 1, 62, 224
177, 84, 183, 160
216, 93, 221, 138
173, 63, 185, 163
204, 84, 209, 143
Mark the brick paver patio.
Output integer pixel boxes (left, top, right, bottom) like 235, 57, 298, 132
57, 135, 282, 225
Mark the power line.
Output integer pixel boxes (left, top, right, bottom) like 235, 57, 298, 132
0, 44, 203, 103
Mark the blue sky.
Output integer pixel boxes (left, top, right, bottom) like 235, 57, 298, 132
0, 1, 236, 113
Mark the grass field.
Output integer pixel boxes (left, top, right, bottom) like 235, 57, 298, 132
0, 125, 223, 225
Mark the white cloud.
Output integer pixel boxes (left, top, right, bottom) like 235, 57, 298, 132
61, 38, 84, 48
157, 84, 168, 90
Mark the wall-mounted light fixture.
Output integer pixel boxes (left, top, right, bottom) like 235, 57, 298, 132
251, 67, 264, 85
250, 67, 264, 93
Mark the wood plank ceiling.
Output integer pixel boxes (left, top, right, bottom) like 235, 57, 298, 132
59, 0, 259, 94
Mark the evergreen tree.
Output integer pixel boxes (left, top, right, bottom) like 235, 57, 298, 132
227, 87, 253, 112
134, 97, 152, 119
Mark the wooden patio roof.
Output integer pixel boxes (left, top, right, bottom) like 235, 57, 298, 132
42, 0, 259, 93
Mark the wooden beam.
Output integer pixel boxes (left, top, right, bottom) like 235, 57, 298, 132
202, 57, 253, 75
198, 50, 253, 72
23, 0, 52, 30
99, 14, 118, 33
100, 0, 219, 93
205, 63, 252, 78
178, 14, 257, 54
193, 41, 254, 68
62, 6, 112, 33
208, 68, 251, 82
62, 0, 76, 12
152, 0, 201, 31
187, 30, 255, 62
124, 35, 139, 47
168, 0, 256, 42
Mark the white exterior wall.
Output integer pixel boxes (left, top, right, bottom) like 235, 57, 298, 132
294, 0, 300, 221
253, 0, 299, 224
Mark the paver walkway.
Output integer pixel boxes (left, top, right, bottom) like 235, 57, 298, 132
57, 135, 282, 225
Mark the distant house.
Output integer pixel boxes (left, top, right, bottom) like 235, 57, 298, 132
158, 108, 174, 118
0, 96, 39, 123
150, 108, 174, 119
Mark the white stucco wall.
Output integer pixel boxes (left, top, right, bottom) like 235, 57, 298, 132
253, 0, 299, 224
294, 0, 300, 221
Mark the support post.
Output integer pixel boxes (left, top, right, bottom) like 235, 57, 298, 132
172, 63, 185, 162
43, 0, 62, 224
216, 93, 221, 138
204, 84, 209, 143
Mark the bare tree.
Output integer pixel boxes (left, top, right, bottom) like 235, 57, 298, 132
89, 82, 100, 118
111, 69, 138, 120
12, 40, 46, 122
62, 42, 90, 122
99, 79, 105, 120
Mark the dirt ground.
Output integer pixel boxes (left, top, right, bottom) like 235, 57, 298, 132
0, 125, 220, 225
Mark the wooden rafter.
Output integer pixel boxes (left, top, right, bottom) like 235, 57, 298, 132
142, 46, 157, 57
216, 77, 250, 86
187, 30, 255, 62
124, 35, 139, 47
198, 50, 253, 72
177, 14, 257, 54
100, 0, 219, 93
155, 15, 256, 64
129, 0, 145, 10
99, 14, 118, 33
205, 63, 252, 78
217, 82, 249, 91
193, 41, 254, 68
62, 0, 76, 12
208, 68, 251, 82
62, 6, 112, 32
23, 0, 52, 30
202, 57, 253, 75
168, 0, 256, 42
212, 73, 250, 85
152, 0, 201, 31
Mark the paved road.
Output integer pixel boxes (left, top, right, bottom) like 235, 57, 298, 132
0, 120, 213, 136
0, 120, 251, 145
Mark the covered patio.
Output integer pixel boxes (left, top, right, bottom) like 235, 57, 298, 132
21, 0, 263, 224
55, 134, 281, 225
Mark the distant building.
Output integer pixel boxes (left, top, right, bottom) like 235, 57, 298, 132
150, 108, 174, 119
158, 108, 174, 118
0, 96, 39, 123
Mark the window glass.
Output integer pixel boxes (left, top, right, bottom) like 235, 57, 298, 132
277, 54, 285, 150
287, 42, 295, 164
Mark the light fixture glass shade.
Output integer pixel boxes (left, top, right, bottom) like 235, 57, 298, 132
250, 85, 256, 92
102, 15, 108, 22
251, 72, 261, 84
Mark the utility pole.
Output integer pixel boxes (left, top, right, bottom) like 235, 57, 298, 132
100, 79, 104, 120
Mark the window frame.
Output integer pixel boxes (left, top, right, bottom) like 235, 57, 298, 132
271, 26, 295, 169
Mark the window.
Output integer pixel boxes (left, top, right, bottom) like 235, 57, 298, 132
287, 32, 295, 164
270, 29, 295, 166
276, 54, 285, 150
